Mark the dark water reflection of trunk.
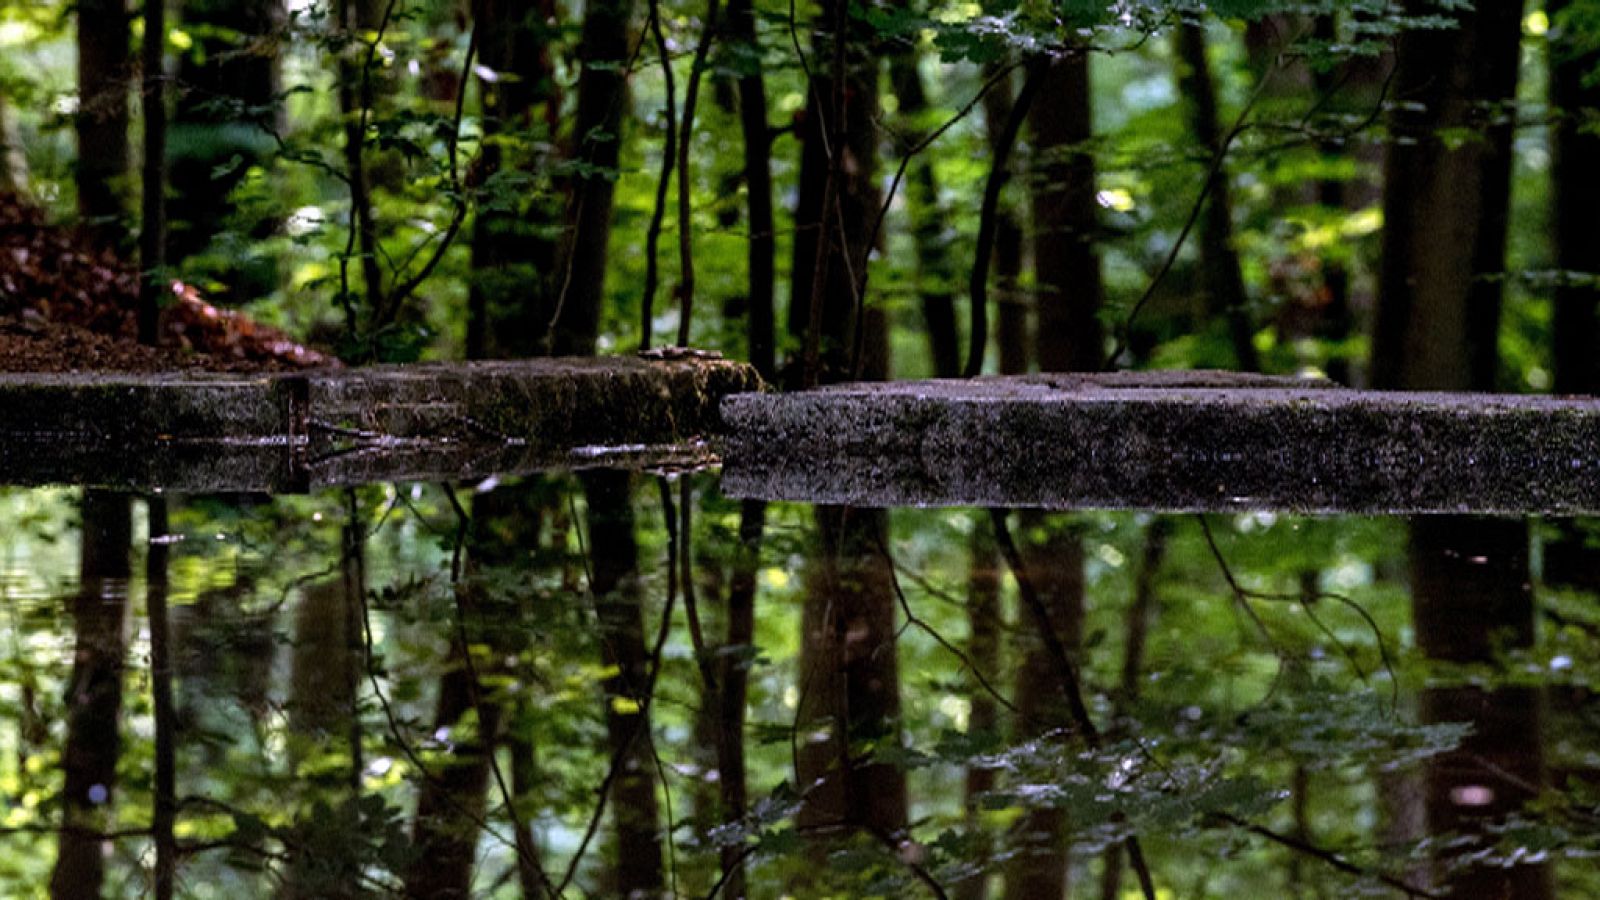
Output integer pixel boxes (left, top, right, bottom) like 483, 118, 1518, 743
797, 505, 907, 838
1411, 516, 1551, 899
51, 489, 131, 900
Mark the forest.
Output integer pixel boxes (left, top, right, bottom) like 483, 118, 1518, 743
1, 0, 1599, 898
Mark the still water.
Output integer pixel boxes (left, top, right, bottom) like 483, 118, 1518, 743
1, 473, 1593, 898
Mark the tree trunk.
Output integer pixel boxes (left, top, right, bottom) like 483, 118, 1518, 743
796, 505, 908, 835
983, 59, 1029, 379
1003, 519, 1084, 900
406, 647, 502, 900
170, 0, 284, 300
75, 0, 130, 246
787, 0, 902, 847
716, 497, 764, 897
996, 47, 1106, 900
51, 490, 132, 900
1031, 49, 1104, 374
0, 87, 29, 195
147, 499, 176, 900
336, 0, 386, 319
138, 0, 167, 345
1174, 21, 1259, 372
954, 515, 1003, 900
467, 0, 560, 360
1411, 517, 1550, 899
549, 0, 634, 355
890, 51, 960, 379
1550, 0, 1600, 396
726, 0, 775, 381
580, 470, 664, 898
1371, 6, 1545, 895
1372, 0, 1523, 393
787, 0, 880, 387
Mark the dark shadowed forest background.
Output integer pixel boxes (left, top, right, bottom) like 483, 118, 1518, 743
3, 0, 1600, 898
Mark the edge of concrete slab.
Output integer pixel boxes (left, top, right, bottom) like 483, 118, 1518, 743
0, 356, 761, 491
719, 375, 1600, 514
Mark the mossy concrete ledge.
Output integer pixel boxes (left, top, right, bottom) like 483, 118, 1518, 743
719, 373, 1600, 514
0, 356, 762, 491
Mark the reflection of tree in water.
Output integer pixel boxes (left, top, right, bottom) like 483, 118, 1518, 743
52, 489, 131, 900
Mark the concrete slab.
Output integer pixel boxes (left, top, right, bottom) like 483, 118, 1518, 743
0, 356, 759, 491
719, 373, 1600, 514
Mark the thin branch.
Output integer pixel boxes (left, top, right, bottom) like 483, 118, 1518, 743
874, 533, 1018, 715
640, 0, 678, 349
989, 508, 1157, 899
372, 23, 479, 330
966, 56, 1047, 378
850, 59, 1023, 379
1212, 813, 1443, 899
440, 485, 560, 899
1105, 44, 1281, 369
675, 0, 723, 346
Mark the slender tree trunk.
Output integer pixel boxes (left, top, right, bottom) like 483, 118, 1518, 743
467, 0, 560, 359
983, 59, 1028, 379
285, 500, 364, 897
1372, 6, 1545, 895
1099, 518, 1170, 900
999, 48, 1106, 900
726, 0, 775, 381
75, 0, 130, 246
147, 499, 177, 900
0, 88, 27, 194
1372, 0, 1523, 393
890, 51, 960, 379
1307, 15, 1355, 386
1550, 0, 1600, 396
581, 470, 664, 898
406, 646, 502, 900
954, 515, 1002, 900
1031, 49, 1104, 374
1174, 21, 1259, 372
787, 0, 902, 848
787, 0, 880, 387
138, 0, 167, 345
169, 0, 284, 300
51, 490, 132, 900
716, 497, 764, 897
336, 0, 386, 319
550, 0, 634, 355
796, 505, 908, 835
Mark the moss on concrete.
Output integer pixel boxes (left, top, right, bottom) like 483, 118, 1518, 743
0, 356, 760, 491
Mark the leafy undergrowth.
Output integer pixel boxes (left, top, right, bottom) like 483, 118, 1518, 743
0, 193, 334, 372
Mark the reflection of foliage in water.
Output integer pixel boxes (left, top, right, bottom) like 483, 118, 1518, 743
0, 479, 1594, 896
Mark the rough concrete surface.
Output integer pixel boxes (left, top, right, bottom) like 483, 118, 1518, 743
0, 356, 759, 491
720, 374, 1600, 514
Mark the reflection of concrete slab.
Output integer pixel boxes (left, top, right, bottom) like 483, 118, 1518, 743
0, 357, 757, 492
720, 374, 1600, 514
